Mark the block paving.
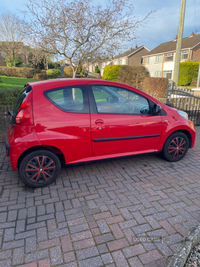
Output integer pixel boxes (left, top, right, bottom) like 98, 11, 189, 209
0, 127, 200, 266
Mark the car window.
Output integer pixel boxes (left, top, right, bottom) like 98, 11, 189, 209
92, 85, 150, 115
44, 85, 89, 113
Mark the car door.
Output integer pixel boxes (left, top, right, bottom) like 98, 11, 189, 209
88, 84, 162, 157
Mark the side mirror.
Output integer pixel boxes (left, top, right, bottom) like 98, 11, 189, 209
153, 104, 161, 115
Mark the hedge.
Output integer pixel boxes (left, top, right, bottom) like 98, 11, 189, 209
33, 73, 47, 80
0, 66, 34, 78
117, 66, 149, 88
0, 87, 23, 105
102, 65, 124, 81
64, 66, 73, 78
178, 61, 199, 86
46, 69, 62, 79
142, 77, 168, 98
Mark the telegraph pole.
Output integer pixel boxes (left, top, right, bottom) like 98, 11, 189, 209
173, 0, 186, 87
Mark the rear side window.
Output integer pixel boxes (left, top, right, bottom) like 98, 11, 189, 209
44, 85, 89, 113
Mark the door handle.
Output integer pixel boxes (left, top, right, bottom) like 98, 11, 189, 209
95, 119, 104, 125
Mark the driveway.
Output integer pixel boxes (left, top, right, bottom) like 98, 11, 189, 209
0, 127, 200, 267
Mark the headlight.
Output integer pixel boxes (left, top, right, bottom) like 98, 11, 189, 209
178, 110, 188, 120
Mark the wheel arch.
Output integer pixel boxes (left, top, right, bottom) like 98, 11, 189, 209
163, 129, 192, 149
17, 145, 65, 168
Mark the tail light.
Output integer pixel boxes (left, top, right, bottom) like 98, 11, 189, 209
15, 91, 33, 126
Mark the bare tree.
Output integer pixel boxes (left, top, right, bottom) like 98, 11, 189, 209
0, 13, 26, 66
22, 0, 153, 77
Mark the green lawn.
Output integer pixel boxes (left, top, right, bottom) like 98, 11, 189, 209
0, 76, 38, 89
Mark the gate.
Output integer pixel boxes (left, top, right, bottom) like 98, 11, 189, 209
166, 87, 200, 125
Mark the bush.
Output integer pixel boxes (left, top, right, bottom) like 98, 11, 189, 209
46, 69, 62, 79
179, 61, 199, 86
94, 65, 100, 74
102, 65, 124, 81
0, 87, 23, 105
64, 66, 73, 78
117, 66, 149, 89
142, 77, 168, 99
33, 73, 47, 80
0, 66, 34, 78
78, 65, 82, 73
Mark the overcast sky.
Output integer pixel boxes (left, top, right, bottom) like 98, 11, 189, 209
0, 0, 200, 52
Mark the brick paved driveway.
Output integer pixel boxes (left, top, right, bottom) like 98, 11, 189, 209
0, 127, 200, 267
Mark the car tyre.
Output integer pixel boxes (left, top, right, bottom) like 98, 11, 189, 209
18, 149, 61, 188
162, 132, 189, 162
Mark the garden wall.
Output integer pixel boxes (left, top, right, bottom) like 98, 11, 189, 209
0, 105, 13, 142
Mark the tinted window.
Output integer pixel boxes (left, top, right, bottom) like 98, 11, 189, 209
44, 85, 89, 113
92, 85, 150, 115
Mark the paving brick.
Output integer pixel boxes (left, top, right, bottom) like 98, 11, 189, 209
110, 224, 124, 239
71, 230, 92, 242
107, 238, 129, 251
123, 244, 145, 258
26, 236, 37, 253
95, 233, 115, 244
112, 250, 129, 267
69, 223, 89, 234
25, 249, 49, 263
78, 256, 103, 267
128, 256, 143, 267
48, 228, 69, 239
76, 246, 99, 260
50, 246, 63, 266
74, 237, 95, 250
159, 220, 176, 235
37, 227, 48, 242
61, 235, 73, 252
8, 210, 17, 221
0, 259, 11, 267
68, 217, 86, 227
106, 215, 124, 225
15, 230, 36, 240
0, 250, 12, 260
38, 258, 51, 267
4, 228, 14, 242
96, 219, 110, 234
27, 221, 46, 231
101, 253, 114, 264
132, 223, 152, 234
64, 251, 76, 263
39, 238, 60, 250
139, 249, 163, 264
145, 215, 161, 229
13, 247, 24, 265
2, 239, 24, 250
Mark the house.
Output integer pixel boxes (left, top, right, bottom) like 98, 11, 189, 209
87, 45, 150, 75
142, 32, 200, 80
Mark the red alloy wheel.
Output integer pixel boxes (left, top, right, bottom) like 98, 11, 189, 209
25, 155, 56, 183
168, 137, 186, 159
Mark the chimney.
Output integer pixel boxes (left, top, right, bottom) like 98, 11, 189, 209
190, 32, 195, 37
174, 35, 178, 41
135, 44, 138, 48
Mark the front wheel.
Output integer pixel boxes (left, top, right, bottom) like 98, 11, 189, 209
162, 132, 189, 162
18, 149, 61, 188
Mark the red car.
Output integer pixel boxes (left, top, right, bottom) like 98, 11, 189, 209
6, 79, 196, 188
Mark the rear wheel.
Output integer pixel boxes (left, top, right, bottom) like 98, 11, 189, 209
162, 132, 189, 162
18, 149, 61, 188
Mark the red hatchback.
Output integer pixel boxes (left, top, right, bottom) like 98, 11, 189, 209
6, 79, 196, 188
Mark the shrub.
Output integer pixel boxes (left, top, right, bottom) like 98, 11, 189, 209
179, 61, 199, 86
102, 65, 124, 81
33, 73, 47, 80
142, 77, 168, 99
64, 66, 73, 78
94, 65, 100, 74
117, 66, 149, 89
0, 87, 23, 105
0, 66, 34, 78
46, 69, 62, 79
78, 65, 82, 73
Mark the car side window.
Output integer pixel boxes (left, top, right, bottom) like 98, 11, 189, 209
92, 85, 150, 115
44, 85, 89, 113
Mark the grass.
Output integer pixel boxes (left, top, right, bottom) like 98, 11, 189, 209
0, 76, 38, 89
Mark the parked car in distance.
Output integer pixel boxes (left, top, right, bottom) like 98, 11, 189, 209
6, 79, 196, 188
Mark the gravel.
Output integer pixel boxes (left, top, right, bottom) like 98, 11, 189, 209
184, 244, 200, 267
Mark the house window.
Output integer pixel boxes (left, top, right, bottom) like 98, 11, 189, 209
163, 70, 172, 79
155, 55, 162, 63
119, 59, 122, 65
145, 57, 149, 64
165, 53, 174, 61
1, 52, 5, 59
182, 51, 188, 60
154, 71, 161, 77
